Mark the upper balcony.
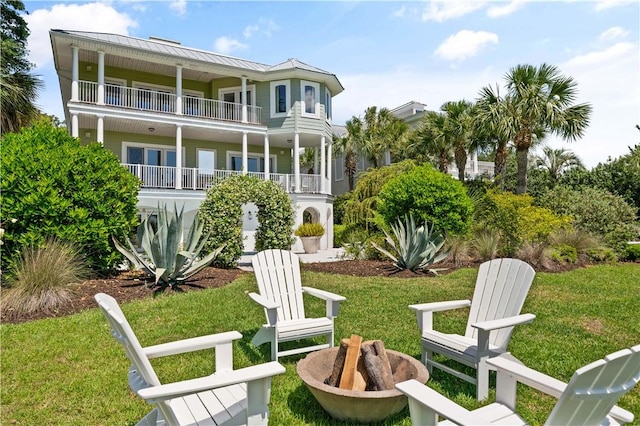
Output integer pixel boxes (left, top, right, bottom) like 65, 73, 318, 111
76, 80, 262, 125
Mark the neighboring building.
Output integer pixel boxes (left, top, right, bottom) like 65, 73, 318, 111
50, 30, 343, 252
331, 100, 494, 196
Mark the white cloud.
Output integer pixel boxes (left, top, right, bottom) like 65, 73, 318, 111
422, 1, 486, 22
243, 18, 280, 39
169, 0, 187, 16
487, 0, 527, 18
594, 0, 636, 11
214, 36, 248, 54
564, 42, 635, 67
392, 5, 407, 18
434, 30, 499, 61
25, 3, 137, 69
599, 26, 629, 41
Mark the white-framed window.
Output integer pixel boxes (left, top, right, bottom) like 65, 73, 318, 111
105, 77, 127, 106
226, 151, 277, 173
300, 80, 320, 117
122, 141, 185, 167
218, 85, 256, 105
197, 149, 216, 175
334, 154, 344, 181
183, 89, 205, 116
132, 81, 175, 113
269, 80, 290, 118
325, 87, 332, 121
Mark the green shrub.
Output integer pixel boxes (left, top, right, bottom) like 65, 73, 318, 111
333, 224, 347, 247
538, 186, 638, 254
377, 164, 473, 235
624, 244, 640, 262
475, 190, 571, 255
199, 175, 294, 267
0, 120, 140, 271
294, 223, 325, 237
364, 233, 390, 261
516, 242, 552, 269
550, 244, 578, 264
2, 238, 88, 316
471, 227, 502, 261
333, 192, 353, 225
549, 228, 601, 255
586, 247, 618, 263
445, 234, 472, 266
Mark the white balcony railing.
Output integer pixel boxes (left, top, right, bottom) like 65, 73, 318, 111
77, 81, 262, 125
123, 164, 326, 194
447, 160, 495, 179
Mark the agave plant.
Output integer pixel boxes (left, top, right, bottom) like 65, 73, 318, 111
371, 214, 449, 273
113, 204, 224, 291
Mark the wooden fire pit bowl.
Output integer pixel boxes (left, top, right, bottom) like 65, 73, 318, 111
296, 347, 429, 423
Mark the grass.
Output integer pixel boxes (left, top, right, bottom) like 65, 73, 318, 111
2, 263, 639, 425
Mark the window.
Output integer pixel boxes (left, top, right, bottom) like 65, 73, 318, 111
123, 142, 183, 167
197, 149, 216, 174
218, 85, 256, 121
325, 88, 332, 120
105, 77, 126, 106
227, 152, 276, 173
132, 81, 175, 113
183, 89, 204, 116
334, 154, 344, 181
269, 80, 290, 118
300, 81, 320, 116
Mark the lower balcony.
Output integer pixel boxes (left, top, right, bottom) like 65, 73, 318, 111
124, 163, 330, 194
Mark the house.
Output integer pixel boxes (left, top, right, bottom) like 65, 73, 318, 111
50, 29, 343, 252
331, 101, 494, 196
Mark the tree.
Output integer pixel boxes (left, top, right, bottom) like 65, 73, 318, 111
298, 147, 316, 175
335, 122, 362, 191
1, 0, 43, 133
503, 63, 592, 194
408, 110, 453, 173
534, 145, 584, 180
441, 100, 475, 182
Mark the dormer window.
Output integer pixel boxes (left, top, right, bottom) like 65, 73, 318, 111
301, 81, 320, 117
270, 80, 290, 118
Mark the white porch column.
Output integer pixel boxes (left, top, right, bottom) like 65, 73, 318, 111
313, 147, 319, 174
176, 65, 183, 115
97, 50, 105, 105
71, 113, 79, 138
263, 134, 270, 180
241, 76, 248, 123
327, 138, 333, 194
175, 125, 183, 189
473, 150, 479, 174
97, 115, 104, 144
294, 133, 300, 192
242, 131, 248, 175
320, 136, 326, 193
71, 46, 79, 101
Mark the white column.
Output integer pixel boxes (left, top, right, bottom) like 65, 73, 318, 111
473, 150, 479, 174
327, 138, 333, 194
176, 65, 183, 115
384, 150, 391, 166
71, 46, 79, 101
241, 76, 248, 123
97, 115, 104, 144
314, 147, 319, 174
71, 113, 79, 138
294, 133, 300, 192
97, 50, 105, 105
264, 134, 270, 180
242, 131, 248, 175
320, 135, 326, 193
176, 125, 183, 189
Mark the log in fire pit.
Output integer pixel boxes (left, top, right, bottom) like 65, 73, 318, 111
297, 335, 429, 423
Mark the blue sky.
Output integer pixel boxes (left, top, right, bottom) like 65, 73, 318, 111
24, 0, 639, 167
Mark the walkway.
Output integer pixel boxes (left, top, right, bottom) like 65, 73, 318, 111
238, 248, 345, 271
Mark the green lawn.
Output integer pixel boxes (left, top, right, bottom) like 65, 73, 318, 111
2, 264, 639, 425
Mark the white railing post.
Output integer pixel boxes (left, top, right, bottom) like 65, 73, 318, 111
193, 168, 197, 190
71, 46, 79, 102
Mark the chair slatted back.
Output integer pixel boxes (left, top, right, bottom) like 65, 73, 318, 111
546, 345, 640, 425
253, 250, 306, 322
465, 258, 536, 349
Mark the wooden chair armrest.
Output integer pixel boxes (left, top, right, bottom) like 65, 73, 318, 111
301, 286, 346, 302
248, 292, 280, 310
471, 313, 536, 332
143, 331, 242, 359
396, 380, 489, 425
408, 300, 471, 332
137, 362, 286, 404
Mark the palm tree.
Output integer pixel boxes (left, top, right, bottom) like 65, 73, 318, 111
504, 63, 592, 194
535, 145, 584, 180
335, 125, 360, 191
298, 147, 316, 175
408, 110, 453, 174
441, 100, 475, 182
0, 72, 42, 133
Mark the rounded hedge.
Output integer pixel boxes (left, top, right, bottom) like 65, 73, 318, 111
377, 164, 473, 235
199, 175, 294, 267
0, 120, 140, 271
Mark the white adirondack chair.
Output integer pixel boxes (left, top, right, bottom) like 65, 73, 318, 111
249, 249, 346, 361
396, 344, 640, 425
409, 258, 536, 400
95, 293, 286, 426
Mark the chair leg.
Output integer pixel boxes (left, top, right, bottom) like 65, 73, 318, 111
422, 341, 433, 373
271, 338, 278, 362
476, 357, 489, 401
327, 328, 334, 347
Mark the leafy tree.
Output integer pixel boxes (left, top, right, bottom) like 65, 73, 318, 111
408, 110, 453, 173
298, 147, 316, 175
534, 145, 584, 180
1, 0, 43, 133
502, 63, 592, 194
442, 100, 476, 182
1, 119, 141, 271
335, 123, 361, 191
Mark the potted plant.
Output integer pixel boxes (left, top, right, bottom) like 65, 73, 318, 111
295, 223, 325, 254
